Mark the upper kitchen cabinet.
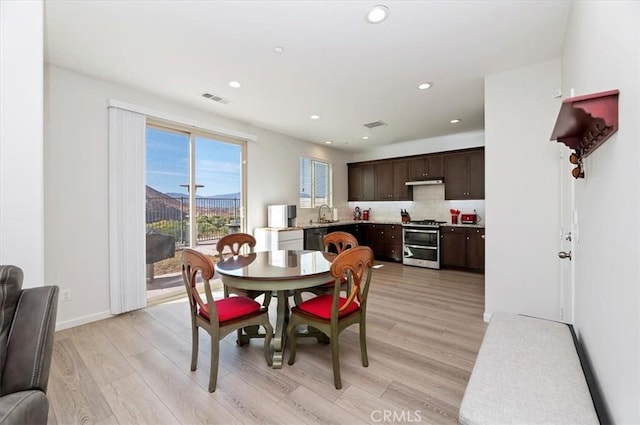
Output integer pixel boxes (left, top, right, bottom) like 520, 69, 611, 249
375, 159, 410, 201
444, 148, 485, 200
407, 154, 444, 181
348, 163, 375, 201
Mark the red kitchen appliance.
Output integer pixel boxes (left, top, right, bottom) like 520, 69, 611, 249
461, 213, 478, 224
362, 209, 371, 221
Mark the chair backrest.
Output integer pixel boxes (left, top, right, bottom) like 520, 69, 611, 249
323, 231, 358, 254
216, 233, 256, 258
329, 246, 374, 314
181, 249, 217, 323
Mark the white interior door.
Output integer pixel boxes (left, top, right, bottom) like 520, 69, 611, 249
558, 146, 576, 323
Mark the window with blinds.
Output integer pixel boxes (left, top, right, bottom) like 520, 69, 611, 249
299, 157, 332, 208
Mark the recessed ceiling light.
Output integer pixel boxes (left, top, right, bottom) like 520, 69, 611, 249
274, 46, 284, 54
418, 82, 433, 90
228, 81, 242, 88
325, 140, 332, 144
366, 5, 389, 23
362, 136, 369, 140
310, 114, 320, 120
450, 118, 462, 124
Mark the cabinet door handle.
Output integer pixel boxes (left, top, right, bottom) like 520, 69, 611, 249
481, 235, 485, 239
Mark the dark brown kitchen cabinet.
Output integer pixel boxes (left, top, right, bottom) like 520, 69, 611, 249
364, 224, 402, 262
408, 154, 444, 180
375, 160, 409, 201
444, 148, 484, 200
440, 226, 485, 272
348, 163, 375, 201
466, 228, 485, 270
329, 224, 363, 246
440, 226, 467, 268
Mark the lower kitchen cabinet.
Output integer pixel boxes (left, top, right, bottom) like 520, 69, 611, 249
328, 224, 363, 246
441, 226, 485, 272
466, 228, 485, 270
364, 224, 402, 262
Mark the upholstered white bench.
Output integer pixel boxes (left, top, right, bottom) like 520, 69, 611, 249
459, 312, 599, 425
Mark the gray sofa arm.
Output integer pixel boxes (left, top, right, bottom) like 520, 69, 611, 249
0, 391, 48, 425
1, 286, 58, 395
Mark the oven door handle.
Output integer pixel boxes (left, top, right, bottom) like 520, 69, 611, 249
404, 229, 438, 234
404, 244, 438, 250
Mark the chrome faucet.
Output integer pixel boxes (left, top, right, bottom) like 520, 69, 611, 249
318, 204, 332, 222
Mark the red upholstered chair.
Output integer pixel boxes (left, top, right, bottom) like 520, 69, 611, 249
181, 248, 273, 392
217, 233, 272, 308
286, 245, 374, 389
293, 231, 358, 305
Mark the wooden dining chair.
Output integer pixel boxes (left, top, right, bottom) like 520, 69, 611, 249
293, 231, 358, 305
216, 233, 272, 308
181, 248, 273, 392
286, 245, 374, 389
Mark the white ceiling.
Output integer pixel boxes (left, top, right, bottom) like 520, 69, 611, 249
44, 0, 571, 151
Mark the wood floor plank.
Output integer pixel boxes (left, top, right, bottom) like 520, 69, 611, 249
212, 373, 304, 424
95, 416, 119, 425
381, 380, 461, 424
335, 385, 410, 423
100, 373, 181, 425
48, 262, 486, 425
97, 314, 154, 358
127, 348, 240, 424
67, 322, 134, 387
48, 338, 113, 424
279, 385, 370, 425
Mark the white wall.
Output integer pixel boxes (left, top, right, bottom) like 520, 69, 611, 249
352, 130, 484, 162
562, 2, 640, 423
45, 65, 351, 328
0, 1, 45, 287
484, 59, 562, 321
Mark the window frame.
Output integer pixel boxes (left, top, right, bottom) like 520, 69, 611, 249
299, 157, 333, 208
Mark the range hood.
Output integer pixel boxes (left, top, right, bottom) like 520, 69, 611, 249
405, 178, 444, 186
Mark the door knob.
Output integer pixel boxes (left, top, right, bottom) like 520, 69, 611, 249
558, 251, 572, 260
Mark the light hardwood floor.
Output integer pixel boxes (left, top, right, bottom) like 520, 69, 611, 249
48, 262, 486, 425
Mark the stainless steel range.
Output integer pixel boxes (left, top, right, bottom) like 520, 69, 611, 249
402, 219, 446, 269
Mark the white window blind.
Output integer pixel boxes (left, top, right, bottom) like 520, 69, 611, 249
108, 107, 147, 314
299, 157, 332, 208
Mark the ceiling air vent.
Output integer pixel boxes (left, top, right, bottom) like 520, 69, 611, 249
202, 93, 230, 104
363, 120, 388, 129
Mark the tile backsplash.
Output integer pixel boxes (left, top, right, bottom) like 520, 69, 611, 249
345, 184, 486, 225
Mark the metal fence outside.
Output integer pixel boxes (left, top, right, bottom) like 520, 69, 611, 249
145, 197, 240, 246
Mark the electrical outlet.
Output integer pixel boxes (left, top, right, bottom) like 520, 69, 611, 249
61, 290, 71, 302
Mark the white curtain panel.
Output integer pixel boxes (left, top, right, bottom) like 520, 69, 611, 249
108, 107, 146, 314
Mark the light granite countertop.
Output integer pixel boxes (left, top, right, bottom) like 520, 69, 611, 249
299, 220, 485, 229
442, 223, 485, 228
299, 220, 403, 229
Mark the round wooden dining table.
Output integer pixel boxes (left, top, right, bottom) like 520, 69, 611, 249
215, 249, 335, 368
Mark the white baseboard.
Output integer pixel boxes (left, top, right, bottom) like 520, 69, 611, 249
55, 310, 114, 331
483, 312, 492, 323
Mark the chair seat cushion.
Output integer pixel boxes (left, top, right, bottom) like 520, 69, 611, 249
199, 296, 261, 323
295, 295, 359, 320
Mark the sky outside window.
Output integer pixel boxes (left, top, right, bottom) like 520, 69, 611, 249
146, 127, 241, 197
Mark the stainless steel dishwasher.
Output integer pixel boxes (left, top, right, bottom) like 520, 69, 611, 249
304, 227, 327, 251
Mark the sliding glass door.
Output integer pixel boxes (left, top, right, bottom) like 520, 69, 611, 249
145, 124, 244, 297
